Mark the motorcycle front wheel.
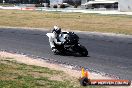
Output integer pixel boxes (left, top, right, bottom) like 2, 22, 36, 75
77, 44, 88, 57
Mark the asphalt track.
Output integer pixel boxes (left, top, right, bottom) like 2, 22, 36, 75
0, 28, 132, 80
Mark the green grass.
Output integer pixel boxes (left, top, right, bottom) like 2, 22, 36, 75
0, 10, 132, 35
0, 57, 105, 88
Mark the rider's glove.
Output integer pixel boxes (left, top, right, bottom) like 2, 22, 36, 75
52, 49, 57, 52
52, 47, 57, 52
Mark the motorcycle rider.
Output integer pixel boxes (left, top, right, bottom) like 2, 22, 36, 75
46, 26, 88, 56
49, 26, 64, 53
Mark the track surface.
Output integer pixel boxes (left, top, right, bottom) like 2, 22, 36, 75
0, 28, 132, 80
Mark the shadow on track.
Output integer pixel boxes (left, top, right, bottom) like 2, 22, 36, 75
53, 51, 90, 57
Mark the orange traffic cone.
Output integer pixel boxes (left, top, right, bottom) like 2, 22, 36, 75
85, 71, 89, 78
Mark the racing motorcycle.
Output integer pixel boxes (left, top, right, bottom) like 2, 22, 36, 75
46, 32, 88, 56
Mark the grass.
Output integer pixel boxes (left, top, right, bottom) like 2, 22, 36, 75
0, 3, 15, 7
0, 10, 132, 35
0, 57, 105, 88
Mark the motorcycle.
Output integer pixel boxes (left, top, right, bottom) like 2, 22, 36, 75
46, 32, 88, 56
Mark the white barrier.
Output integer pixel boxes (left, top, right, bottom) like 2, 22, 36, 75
0, 6, 132, 15
118, 0, 132, 12
0, 6, 35, 11
0, 6, 21, 10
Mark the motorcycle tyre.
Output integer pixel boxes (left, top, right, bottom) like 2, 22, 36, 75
78, 45, 88, 57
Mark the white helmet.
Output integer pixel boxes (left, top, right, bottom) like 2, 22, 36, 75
54, 25, 59, 30
52, 26, 61, 34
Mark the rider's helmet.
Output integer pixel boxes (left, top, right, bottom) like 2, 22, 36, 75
52, 26, 61, 35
